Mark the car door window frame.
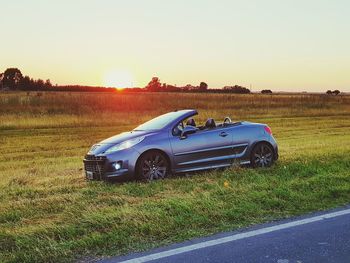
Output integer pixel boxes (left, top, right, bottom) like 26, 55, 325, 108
172, 121, 185, 136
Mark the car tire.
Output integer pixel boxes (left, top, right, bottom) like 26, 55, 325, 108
250, 142, 275, 168
136, 151, 169, 181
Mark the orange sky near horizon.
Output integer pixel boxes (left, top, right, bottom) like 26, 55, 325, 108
1, 0, 349, 92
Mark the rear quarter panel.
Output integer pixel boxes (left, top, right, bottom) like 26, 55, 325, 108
230, 123, 274, 162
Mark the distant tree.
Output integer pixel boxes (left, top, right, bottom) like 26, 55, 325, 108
45, 79, 52, 89
2, 68, 23, 90
199, 82, 208, 92
182, 84, 196, 92
261, 89, 273, 94
222, 85, 250, 94
145, 77, 162, 91
326, 90, 341, 95
333, 90, 340, 95
34, 79, 44, 90
19, 76, 31, 90
166, 84, 181, 92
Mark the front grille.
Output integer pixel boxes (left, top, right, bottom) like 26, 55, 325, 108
84, 155, 106, 161
83, 155, 107, 180
84, 162, 105, 173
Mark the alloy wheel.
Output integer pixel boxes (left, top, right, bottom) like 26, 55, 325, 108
251, 143, 274, 168
140, 152, 168, 181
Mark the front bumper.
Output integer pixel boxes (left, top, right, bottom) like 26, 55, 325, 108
83, 148, 140, 181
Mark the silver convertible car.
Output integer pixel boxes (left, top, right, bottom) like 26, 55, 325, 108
84, 109, 278, 181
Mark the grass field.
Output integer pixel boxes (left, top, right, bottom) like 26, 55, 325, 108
0, 92, 350, 263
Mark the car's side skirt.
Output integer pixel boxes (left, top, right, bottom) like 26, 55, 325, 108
175, 160, 250, 173
177, 154, 238, 166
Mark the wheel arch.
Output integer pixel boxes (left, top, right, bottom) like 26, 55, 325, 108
135, 148, 172, 178
250, 140, 276, 158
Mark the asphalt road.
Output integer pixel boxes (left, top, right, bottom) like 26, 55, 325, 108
100, 206, 350, 263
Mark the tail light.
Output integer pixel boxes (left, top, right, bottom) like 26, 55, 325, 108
264, 126, 272, 135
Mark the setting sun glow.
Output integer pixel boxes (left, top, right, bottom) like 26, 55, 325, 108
103, 70, 135, 89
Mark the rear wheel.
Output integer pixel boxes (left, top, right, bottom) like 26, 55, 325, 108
250, 143, 274, 168
137, 151, 169, 181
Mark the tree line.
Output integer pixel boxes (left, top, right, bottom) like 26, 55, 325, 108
139, 77, 251, 94
0, 68, 343, 95
0, 68, 54, 91
0, 68, 251, 94
0, 68, 117, 92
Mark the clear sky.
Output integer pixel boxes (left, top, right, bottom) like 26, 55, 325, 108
1, 0, 349, 91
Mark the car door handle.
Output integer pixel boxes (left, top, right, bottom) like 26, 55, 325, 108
219, 132, 228, 137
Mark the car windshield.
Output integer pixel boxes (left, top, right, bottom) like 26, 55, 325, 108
134, 111, 188, 131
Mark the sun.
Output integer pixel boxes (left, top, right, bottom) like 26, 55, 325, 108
103, 70, 135, 88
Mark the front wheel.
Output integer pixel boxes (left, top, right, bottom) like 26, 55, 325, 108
137, 151, 169, 181
250, 143, 275, 168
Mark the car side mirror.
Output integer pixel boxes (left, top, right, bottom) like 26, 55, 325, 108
180, 126, 198, 139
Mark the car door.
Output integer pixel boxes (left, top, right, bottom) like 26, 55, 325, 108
169, 127, 235, 172
229, 124, 251, 162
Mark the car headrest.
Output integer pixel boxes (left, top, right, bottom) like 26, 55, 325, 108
205, 118, 216, 129
186, 118, 196, 127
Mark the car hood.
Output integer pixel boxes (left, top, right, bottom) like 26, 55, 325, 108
99, 130, 152, 144
88, 130, 157, 155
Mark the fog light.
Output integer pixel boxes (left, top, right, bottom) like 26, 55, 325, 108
113, 162, 122, 170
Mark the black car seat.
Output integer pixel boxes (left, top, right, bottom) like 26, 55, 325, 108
186, 118, 196, 127
205, 118, 216, 129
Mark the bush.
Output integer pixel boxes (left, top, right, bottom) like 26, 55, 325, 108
261, 89, 273, 94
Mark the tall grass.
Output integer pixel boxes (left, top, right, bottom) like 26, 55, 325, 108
1, 92, 349, 115
1, 92, 349, 130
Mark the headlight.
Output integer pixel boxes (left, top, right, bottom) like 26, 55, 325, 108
89, 144, 99, 153
104, 136, 145, 154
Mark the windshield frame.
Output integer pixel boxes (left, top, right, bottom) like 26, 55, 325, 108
134, 110, 197, 131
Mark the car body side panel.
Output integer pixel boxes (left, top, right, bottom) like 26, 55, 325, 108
230, 123, 278, 163
169, 127, 235, 172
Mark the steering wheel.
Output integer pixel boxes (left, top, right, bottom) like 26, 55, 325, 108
223, 117, 232, 125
